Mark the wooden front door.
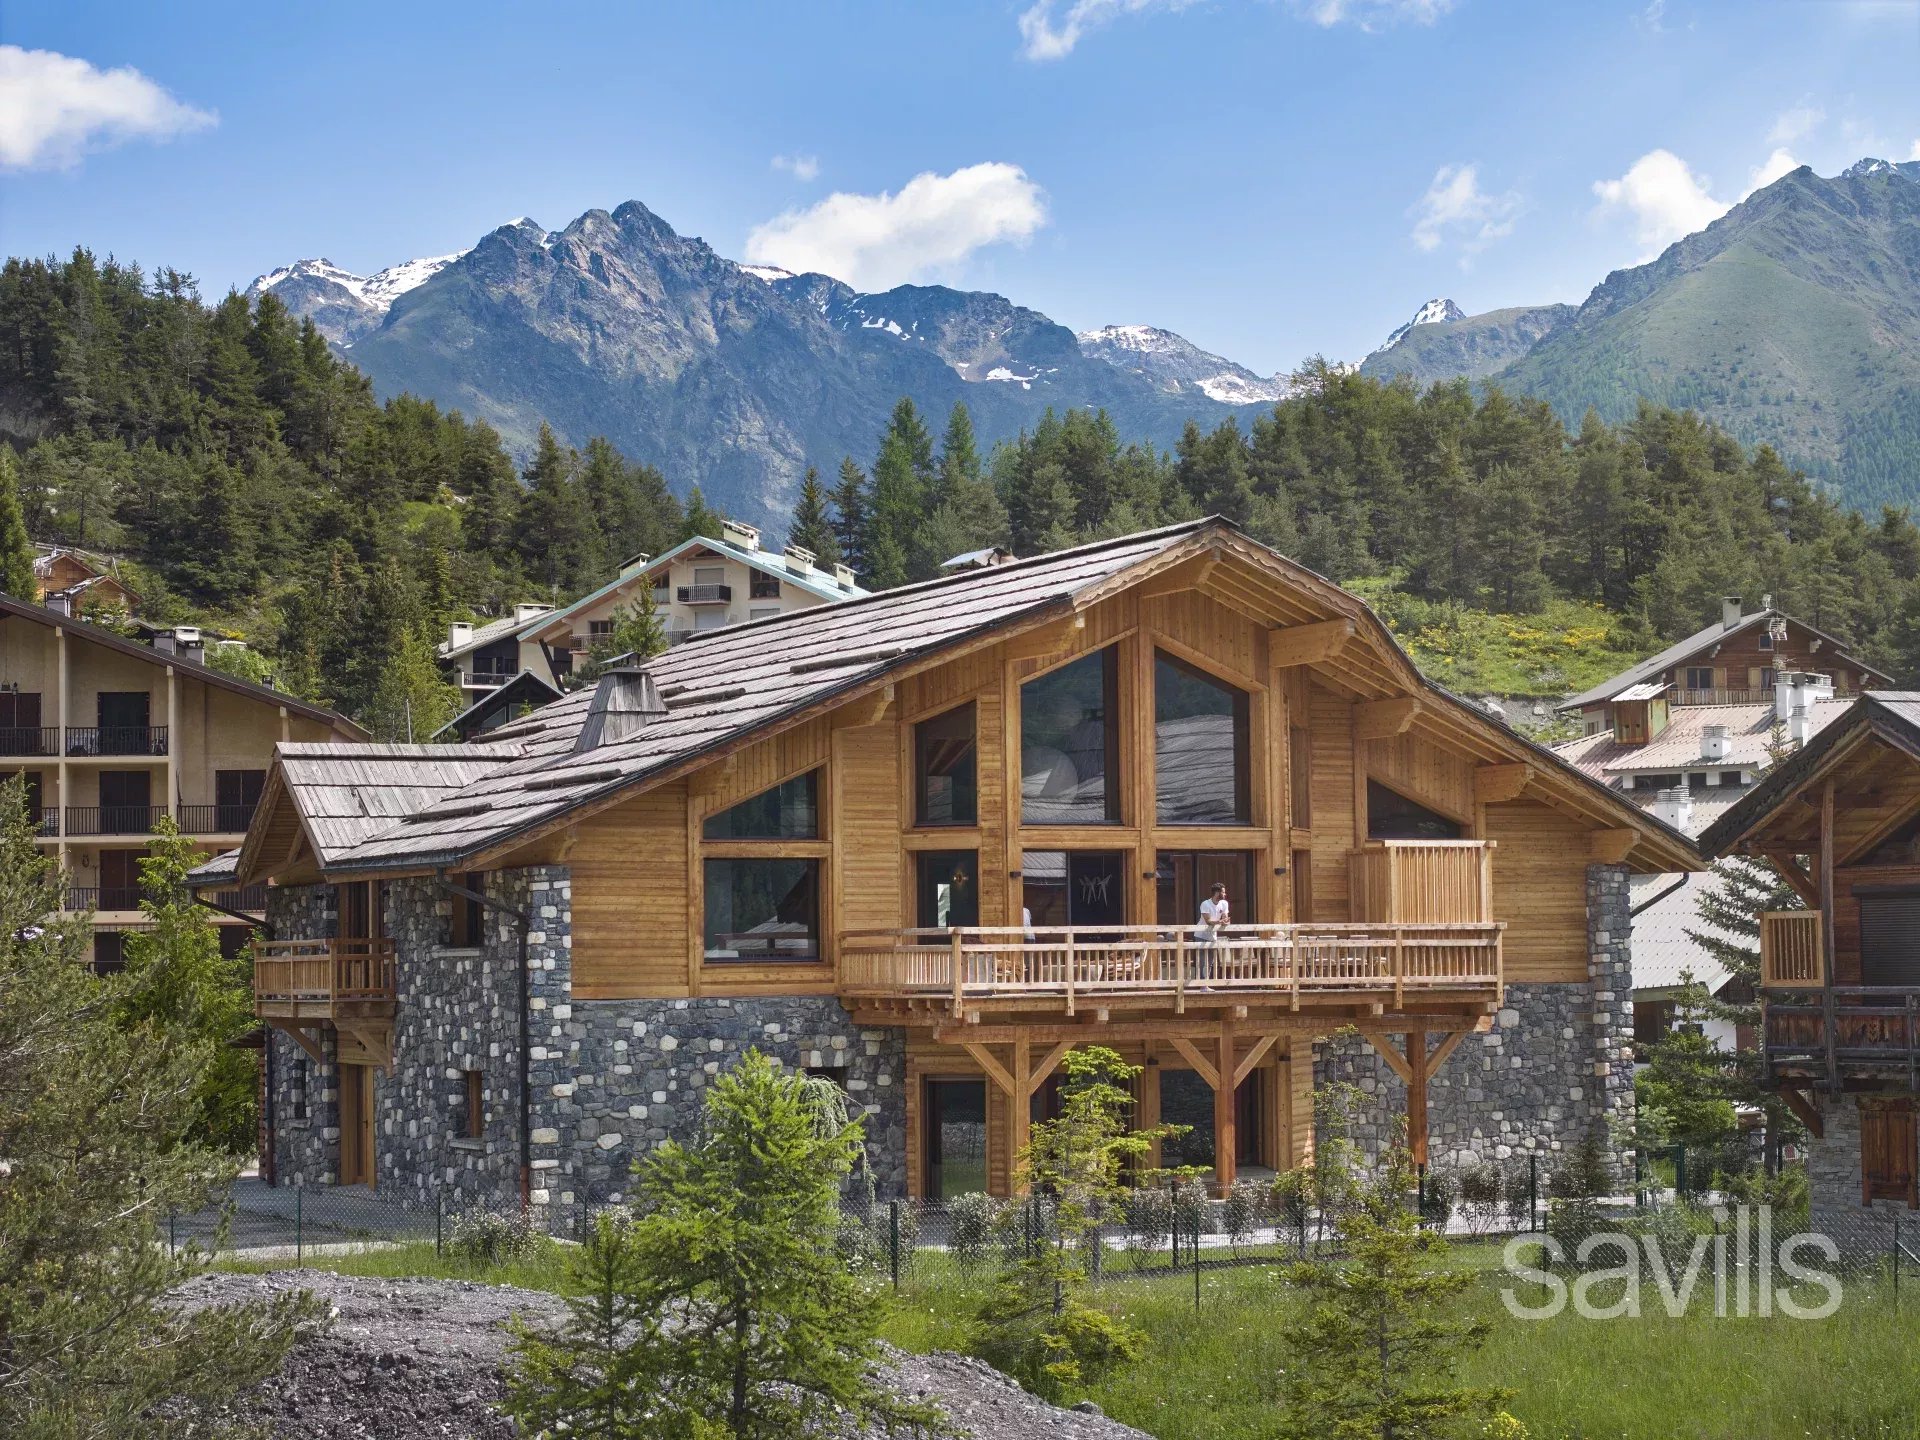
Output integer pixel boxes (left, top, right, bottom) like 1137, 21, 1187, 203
1861, 1097, 1917, 1208
338, 1063, 376, 1188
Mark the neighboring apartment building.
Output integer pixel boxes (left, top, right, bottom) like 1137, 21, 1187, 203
1701, 693, 1920, 1226
205, 518, 1694, 1211
520, 520, 866, 680
1561, 597, 1891, 736
438, 604, 560, 698
0, 593, 364, 969
1557, 662, 1854, 1052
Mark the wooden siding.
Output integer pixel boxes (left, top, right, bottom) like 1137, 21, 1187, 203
1484, 799, 1590, 982
1308, 686, 1356, 922
833, 720, 902, 935
1366, 729, 1475, 825
571, 780, 690, 998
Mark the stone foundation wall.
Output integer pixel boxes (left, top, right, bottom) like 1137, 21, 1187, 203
1807, 1093, 1920, 1233
262, 884, 338, 1187
1314, 864, 1635, 1181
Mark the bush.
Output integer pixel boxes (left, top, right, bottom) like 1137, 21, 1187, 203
1419, 1168, 1458, 1230
1459, 1160, 1504, 1237
448, 1205, 539, 1265
1122, 1184, 1174, 1265
1222, 1180, 1267, 1253
947, 1190, 1003, 1272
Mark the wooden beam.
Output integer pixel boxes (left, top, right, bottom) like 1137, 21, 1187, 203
1353, 696, 1420, 741
1407, 1027, 1429, 1168
832, 685, 895, 729
1141, 1041, 1163, 1171
1759, 850, 1820, 908
921, 1014, 1485, 1046
1140, 553, 1219, 602
1009, 1036, 1033, 1192
1214, 1023, 1238, 1194
961, 1042, 1016, 1097
1004, 614, 1086, 663
1268, 618, 1355, 669
1027, 1040, 1072, 1097
1819, 780, 1838, 1094
272, 1020, 325, 1064
1590, 829, 1637, 865
1165, 1034, 1221, 1090
1426, 1027, 1474, 1077
1779, 1086, 1823, 1139
1474, 763, 1532, 805
1233, 1031, 1281, 1088
1365, 1031, 1413, 1085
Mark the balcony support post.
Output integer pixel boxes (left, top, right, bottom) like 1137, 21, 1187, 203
1011, 1035, 1032, 1193
1819, 781, 1839, 1093
1407, 1027, 1429, 1169
1214, 1021, 1237, 1196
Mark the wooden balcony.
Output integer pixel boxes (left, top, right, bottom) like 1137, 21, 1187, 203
1350, 839, 1494, 924
839, 921, 1504, 1021
1760, 911, 1822, 987
252, 938, 396, 1022
1765, 986, 1920, 1085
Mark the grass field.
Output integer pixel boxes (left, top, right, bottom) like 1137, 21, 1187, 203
237, 1239, 1920, 1440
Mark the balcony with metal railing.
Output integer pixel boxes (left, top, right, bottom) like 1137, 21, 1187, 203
65, 725, 169, 757
0, 726, 60, 756
177, 802, 260, 835
64, 804, 168, 836
62, 885, 143, 913
677, 584, 732, 605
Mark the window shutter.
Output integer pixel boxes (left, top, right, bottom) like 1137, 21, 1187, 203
1861, 1099, 1918, 1207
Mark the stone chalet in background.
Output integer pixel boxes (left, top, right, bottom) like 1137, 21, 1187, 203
192, 518, 1696, 1219
435, 520, 867, 700
1701, 693, 1920, 1227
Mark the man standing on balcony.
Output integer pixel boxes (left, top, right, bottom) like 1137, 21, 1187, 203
1194, 881, 1229, 981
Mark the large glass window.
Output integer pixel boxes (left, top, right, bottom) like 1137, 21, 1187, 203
1021, 851, 1126, 930
1154, 652, 1250, 825
703, 858, 820, 962
1020, 648, 1120, 825
915, 702, 977, 826
1366, 780, 1462, 840
703, 771, 820, 839
1155, 850, 1254, 928
916, 850, 979, 929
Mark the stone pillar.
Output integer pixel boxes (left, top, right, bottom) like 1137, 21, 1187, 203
1586, 863, 1635, 1186
261, 884, 339, 1186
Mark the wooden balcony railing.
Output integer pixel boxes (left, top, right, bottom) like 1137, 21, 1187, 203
252, 937, 396, 1019
1760, 911, 1822, 987
839, 922, 1504, 1016
1350, 840, 1494, 925
1764, 986, 1920, 1083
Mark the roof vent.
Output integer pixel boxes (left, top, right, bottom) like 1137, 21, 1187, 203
619, 551, 652, 576
940, 546, 1017, 572
721, 519, 761, 552
573, 666, 667, 752
1650, 786, 1694, 834
514, 602, 554, 625
783, 543, 815, 574
832, 563, 857, 589
1701, 724, 1732, 762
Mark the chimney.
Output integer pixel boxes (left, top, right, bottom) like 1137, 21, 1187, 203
1651, 786, 1694, 833
45, 592, 71, 617
1701, 723, 1732, 762
573, 666, 668, 753
832, 563, 857, 589
619, 551, 652, 577
1775, 670, 1836, 724
721, 519, 761, 552
514, 602, 554, 625
448, 621, 474, 650
1722, 597, 1743, 630
783, 543, 815, 574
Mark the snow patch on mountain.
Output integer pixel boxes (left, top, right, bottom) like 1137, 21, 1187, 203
1373, 298, 1469, 355
739, 263, 796, 283
1076, 324, 1290, 404
251, 253, 466, 310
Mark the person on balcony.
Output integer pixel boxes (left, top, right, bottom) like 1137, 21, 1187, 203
1193, 881, 1229, 981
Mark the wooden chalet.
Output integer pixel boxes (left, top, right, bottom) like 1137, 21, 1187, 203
1701, 692, 1920, 1212
218, 518, 1696, 1205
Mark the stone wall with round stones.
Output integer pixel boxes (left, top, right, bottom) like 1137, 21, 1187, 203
1313, 863, 1636, 1179
262, 883, 339, 1187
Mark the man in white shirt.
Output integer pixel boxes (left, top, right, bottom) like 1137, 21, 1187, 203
1194, 882, 1229, 980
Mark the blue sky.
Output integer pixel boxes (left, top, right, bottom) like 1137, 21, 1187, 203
2, 0, 1917, 372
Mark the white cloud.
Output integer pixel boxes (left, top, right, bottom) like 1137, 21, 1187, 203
771, 153, 820, 182
1768, 102, 1825, 146
1745, 147, 1801, 194
1591, 149, 1730, 256
1910, 138, 1920, 161
1291, 0, 1453, 27
1408, 163, 1521, 262
0, 45, 214, 171
744, 162, 1048, 291
1016, 0, 1198, 62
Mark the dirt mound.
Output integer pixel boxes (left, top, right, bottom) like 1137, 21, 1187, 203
177, 1270, 1152, 1439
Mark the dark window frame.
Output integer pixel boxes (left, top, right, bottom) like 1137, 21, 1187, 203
703, 770, 821, 840
915, 849, 981, 930
914, 701, 978, 827
1019, 646, 1122, 826
702, 856, 823, 964
463, 1070, 485, 1139
1153, 649, 1252, 826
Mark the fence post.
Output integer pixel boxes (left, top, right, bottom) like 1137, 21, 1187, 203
1529, 1153, 1538, 1233
1168, 1178, 1179, 1269
1192, 1201, 1202, 1313
1675, 1145, 1688, 1201
1418, 1164, 1428, 1228
1895, 1214, 1902, 1313
436, 1190, 444, 1258
295, 1187, 303, 1267
890, 1201, 901, 1293
168, 1208, 177, 1258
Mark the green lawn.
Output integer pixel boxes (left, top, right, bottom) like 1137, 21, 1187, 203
237, 1240, 1920, 1440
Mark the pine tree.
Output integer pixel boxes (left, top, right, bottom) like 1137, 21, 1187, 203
577, 584, 670, 685
936, 401, 981, 503
0, 447, 34, 598
506, 1049, 937, 1439
864, 426, 925, 590
786, 466, 841, 567
364, 628, 462, 742
1275, 1121, 1511, 1440
0, 778, 323, 1435
680, 484, 724, 544
828, 457, 869, 578
516, 423, 597, 592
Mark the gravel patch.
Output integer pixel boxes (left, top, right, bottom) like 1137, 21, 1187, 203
177, 1270, 1152, 1439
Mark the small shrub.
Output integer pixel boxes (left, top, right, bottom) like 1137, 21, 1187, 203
946, 1190, 1003, 1272
1222, 1180, 1266, 1254
447, 1205, 539, 1265
1459, 1160, 1504, 1237
1504, 1153, 1540, 1231
1170, 1177, 1212, 1246
1419, 1168, 1458, 1231
1269, 1168, 1312, 1253
1122, 1184, 1173, 1266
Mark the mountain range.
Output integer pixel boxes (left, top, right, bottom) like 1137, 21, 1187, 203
249, 156, 1920, 527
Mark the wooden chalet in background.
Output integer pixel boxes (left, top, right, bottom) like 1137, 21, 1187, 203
1702, 692, 1920, 1216
201, 518, 1695, 1210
